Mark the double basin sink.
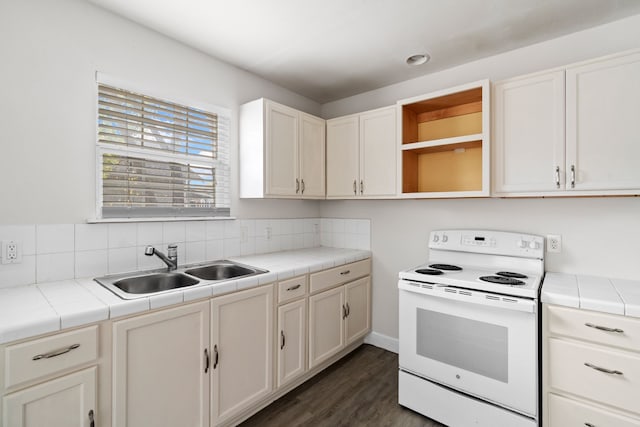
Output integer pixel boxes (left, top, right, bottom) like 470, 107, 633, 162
95, 260, 268, 300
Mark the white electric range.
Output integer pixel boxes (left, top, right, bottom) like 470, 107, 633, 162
398, 229, 544, 427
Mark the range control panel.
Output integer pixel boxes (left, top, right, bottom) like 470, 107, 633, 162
429, 229, 544, 259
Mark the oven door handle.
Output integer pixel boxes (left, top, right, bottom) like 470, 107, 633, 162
398, 280, 536, 313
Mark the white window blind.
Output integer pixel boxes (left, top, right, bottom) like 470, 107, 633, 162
97, 83, 230, 218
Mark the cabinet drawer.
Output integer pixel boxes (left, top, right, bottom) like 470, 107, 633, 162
548, 337, 640, 415
310, 259, 370, 294
548, 393, 640, 427
548, 304, 640, 353
278, 275, 307, 304
4, 325, 98, 389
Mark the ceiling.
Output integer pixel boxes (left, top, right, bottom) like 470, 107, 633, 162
88, 0, 640, 103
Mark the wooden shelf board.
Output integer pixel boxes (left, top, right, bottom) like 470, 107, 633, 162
401, 134, 484, 151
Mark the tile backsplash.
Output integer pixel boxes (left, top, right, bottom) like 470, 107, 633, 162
0, 218, 370, 288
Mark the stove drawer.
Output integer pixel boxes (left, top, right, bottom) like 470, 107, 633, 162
548, 393, 640, 427
548, 337, 640, 415
548, 305, 640, 353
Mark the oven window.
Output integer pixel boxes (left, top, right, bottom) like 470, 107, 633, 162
416, 309, 508, 382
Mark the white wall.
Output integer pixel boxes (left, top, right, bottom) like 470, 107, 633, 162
320, 15, 640, 341
0, 0, 322, 224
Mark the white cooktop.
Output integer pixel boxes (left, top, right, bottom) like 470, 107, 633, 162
399, 264, 542, 299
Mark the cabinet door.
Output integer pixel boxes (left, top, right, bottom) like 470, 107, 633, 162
360, 107, 397, 197
299, 113, 326, 198
566, 51, 640, 191
308, 286, 345, 369
277, 299, 307, 388
3, 367, 96, 427
345, 276, 371, 345
326, 115, 359, 198
493, 71, 566, 193
266, 101, 299, 196
112, 301, 210, 427
211, 285, 273, 425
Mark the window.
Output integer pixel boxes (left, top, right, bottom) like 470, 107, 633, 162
96, 82, 230, 219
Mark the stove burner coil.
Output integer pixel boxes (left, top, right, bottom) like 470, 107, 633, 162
415, 268, 444, 275
479, 275, 526, 286
428, 264, 462, 271
496, 271, 528, 279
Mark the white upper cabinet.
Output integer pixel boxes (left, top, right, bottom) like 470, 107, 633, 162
326, 105, 396, 199
493, 70, 566, 194
566, 51, 640, 192
493, 50, 640, 196
240, 98, 325, 199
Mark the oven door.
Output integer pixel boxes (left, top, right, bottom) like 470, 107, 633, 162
398, 280, 537, 417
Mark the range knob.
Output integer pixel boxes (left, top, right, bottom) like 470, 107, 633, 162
442, 234, 448, 243
529, 241, 539, 250
517, 240, 527, 249
433, 234, 440, 243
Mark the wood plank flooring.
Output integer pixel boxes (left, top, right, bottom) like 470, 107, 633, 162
240, 344, 445, 427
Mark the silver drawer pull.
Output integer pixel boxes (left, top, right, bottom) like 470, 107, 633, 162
585, 323, 624, 333
584, 362, 623, 375
584, 423, 595, 427
286, 284, 301, 291
340, 270, 351, 276
32, 343, 80, 360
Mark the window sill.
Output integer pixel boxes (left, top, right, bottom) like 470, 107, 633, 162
87, 216, 236, 224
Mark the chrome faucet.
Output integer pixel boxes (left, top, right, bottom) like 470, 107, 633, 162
145, 244, 178, 271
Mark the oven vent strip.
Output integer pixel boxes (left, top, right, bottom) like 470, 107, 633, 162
405, 281, 534, 301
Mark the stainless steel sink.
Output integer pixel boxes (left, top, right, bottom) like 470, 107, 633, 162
185, 261, 263, 281
94, 260, 267, 300
113, 273, 199, 294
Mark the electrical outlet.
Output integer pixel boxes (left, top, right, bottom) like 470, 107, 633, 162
265, 226, 272, 241
240, 226, 249, 244
546, 235, 562, 253
1, 240, 22, 264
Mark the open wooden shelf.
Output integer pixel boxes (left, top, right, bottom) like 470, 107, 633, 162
397, 80, 490, 197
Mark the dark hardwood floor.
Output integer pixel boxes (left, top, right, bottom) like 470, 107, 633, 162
240, 344, 445, 427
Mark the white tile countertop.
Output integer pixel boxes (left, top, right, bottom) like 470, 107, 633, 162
541, 272, 640, 318
0, 247, 371, 345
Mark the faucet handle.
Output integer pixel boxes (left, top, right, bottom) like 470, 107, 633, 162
144, 246, 155, 256
167, 244, 177, 258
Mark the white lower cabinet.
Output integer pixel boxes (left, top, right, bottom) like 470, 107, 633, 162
112, 301, 210, 427
277, 299, 306, 388
211, 285, 274, 426
3, 367, 96, 427
544, 304, 640, 426
309, 276, 371, 369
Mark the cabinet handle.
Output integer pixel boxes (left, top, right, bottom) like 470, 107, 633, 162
287, 284, 301, 291
584, 423, 595, 427
213, 344, 219, 369
342, 304, 347, 319
570, 164, 576, 188
555, 166, 560, 189
32, 343, 80, 360
346, 302, 350, 317
89, 409, 95, 427
585, 323, 624, 333
360, 180, 363, 194
340, 270, 351, 276
204, 348, 210, 373
296, 178, 300, 194
584, 362, 623, 375
353, 180, 357, 195
280, 330, 286, 350
301, 179, 305, 194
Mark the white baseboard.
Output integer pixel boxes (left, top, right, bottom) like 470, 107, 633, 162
364, 331, 399, 353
